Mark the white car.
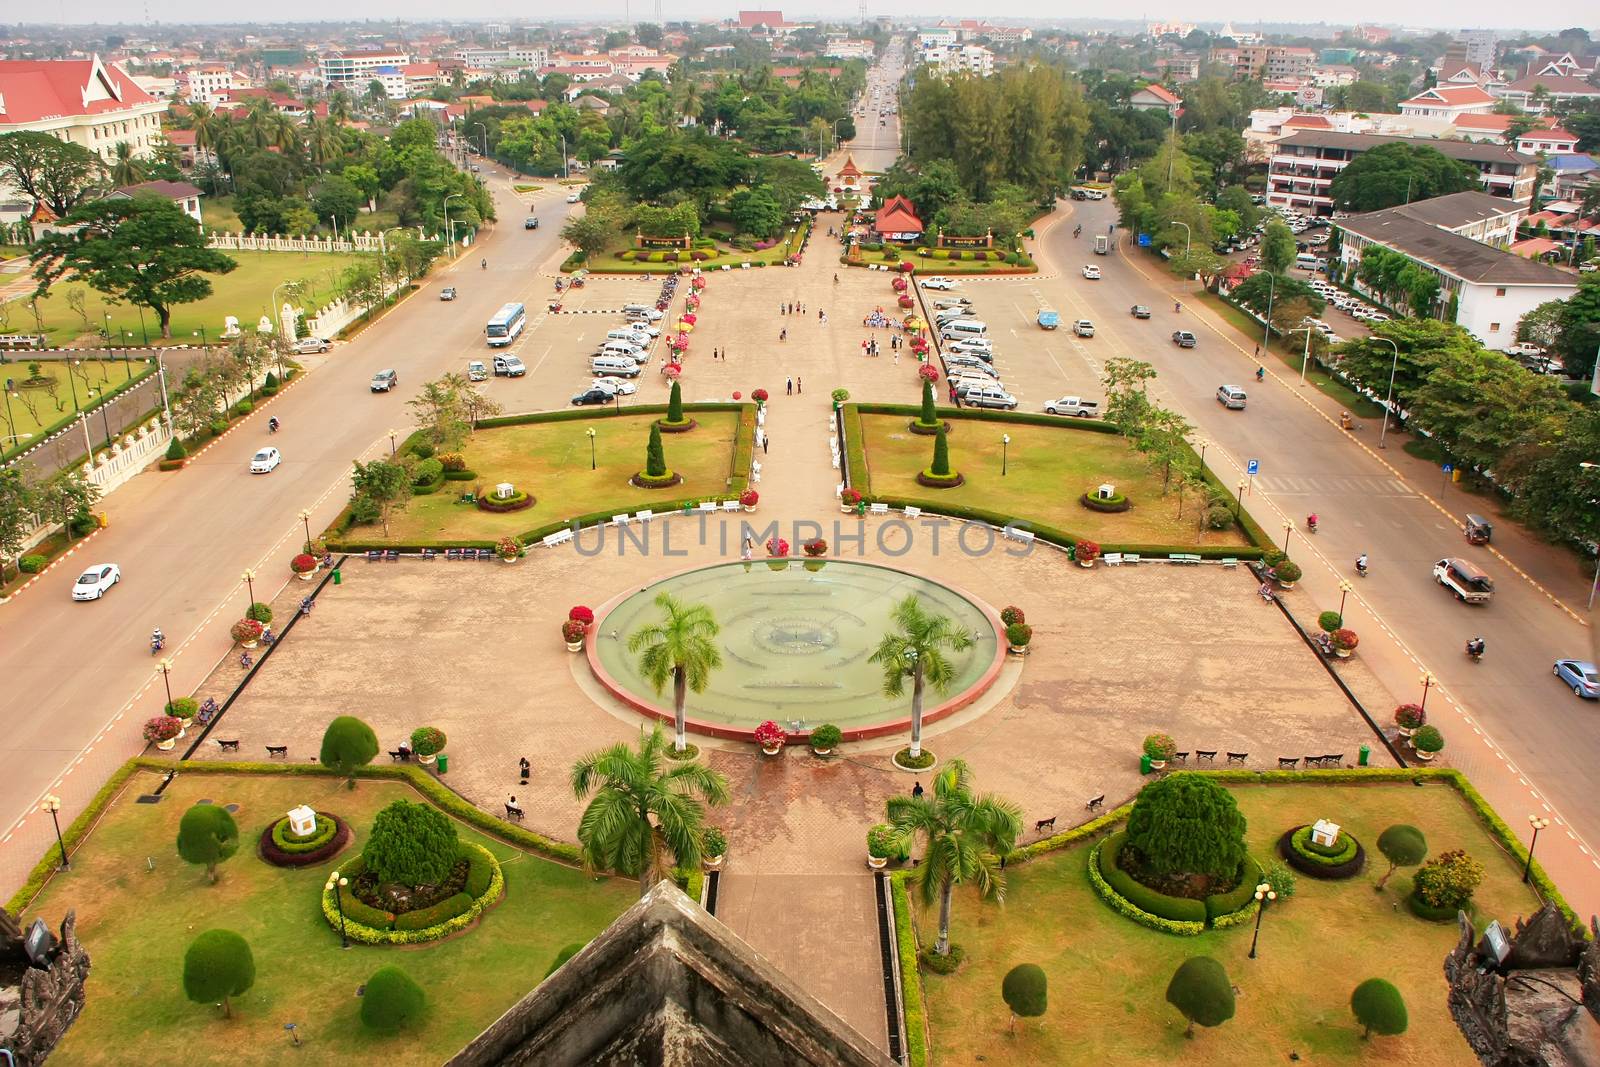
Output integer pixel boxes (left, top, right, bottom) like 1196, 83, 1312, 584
1073, 319, 1095, 337
292, 337, 331, 354
592, 377, 638, 396
250, 447, 281, 474
919, 276, 958, 290
566, 191, 582, 204
1082, 265, 1102, 280
623, 321, 662, 338
72, 563, 120, 601
1506, 342, 1545, 357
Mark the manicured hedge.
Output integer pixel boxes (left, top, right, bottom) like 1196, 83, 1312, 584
890, 873, 930, 1067
1204, 856, 1266, 921
259, 813, 352, 868
272, 812, 339, 852
1407, 891, 1461, 923
323, 840, 504, 945
1292, 824, 1358, 862
395, 891, 474, 931
1280, 826, 1367, 880
1097, 832, 1207, 924
1087, 838, 1205, 936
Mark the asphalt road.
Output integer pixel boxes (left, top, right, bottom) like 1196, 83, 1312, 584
0, 167, 570, 880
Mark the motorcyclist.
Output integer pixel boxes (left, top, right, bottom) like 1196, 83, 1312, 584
1174, 300, 1182, 313
268, 416, 279, 433
1355, 553, 1369, 576
1256, 366, 1265, 382
1306, 513, 1318, 532
151, 628, 164, 652
481, 258, 487, 270
1467, 636, 1486, 658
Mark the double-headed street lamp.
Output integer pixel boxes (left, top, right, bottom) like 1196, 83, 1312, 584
1248, 881, 1276, 958
1523, 814, 1550, 883
387, 428, 398, 456
1234, 479, 1246, 516
1418, 672, 1437, 713
1002, 433, 1010, 476
443, 192, 465, 258
587, 427, 597, 470
156, 657, 175, 707
1337, 579, 1353, 626
41, 794, 68, 870
241, 569, 256, 607
325, 870, 351, 948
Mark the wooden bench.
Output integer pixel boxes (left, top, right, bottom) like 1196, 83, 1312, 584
1086, 793, 1105, 811
420, 548, 436, 560
266, 745, 288, 759
1277, 756, 1299, 769
504, 804, 525, 822
1195, 750, 1217, 763
1169, 752, 1188, 765
1226, 751, 1249, 765
389, 749, 411, 762
446, 548, 462, 561
385, 549, 399, 562
214, 739, 240, 753
366, 550, 382, 562
1034, 816, 1057, 834
1103, 552, 1124, 566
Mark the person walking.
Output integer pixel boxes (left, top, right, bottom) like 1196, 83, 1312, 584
780, 328, 787, 342
762, 432, 769, 454
741, 536, 754, 561
912, 780, 924, 799
786, 377, 793, 396
796, 377, 802, 394
893, 350, 900, 366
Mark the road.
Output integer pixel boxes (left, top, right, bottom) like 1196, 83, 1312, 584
0, 167, 573, 884
1024, 200, 1600, 916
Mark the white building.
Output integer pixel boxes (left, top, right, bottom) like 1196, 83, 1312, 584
824, 38, 876, 60
1457, 29, 1499, 71
454, 47, 548, 69
0, 56, 166, 168
1398, 85, 1497, 120
180, 63, 249, 104
917, 28, 957, 48
318, 50, 413, 91
920, 45, 994, 78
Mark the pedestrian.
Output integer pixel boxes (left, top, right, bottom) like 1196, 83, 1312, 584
780, 328, 787, 342
786, 377, 793, 396
912, 780, 924, 799
1254, 344, 1259, 357
797, 377, 802, 394
894, 351, 900, 366
818, 308, 823, 321
781, 303, 786, 316
763, 432, 770, 454
742, 536, 755, 561
862, 339, 870, 356
519, 757, 530, 783
821, 311, 827, 325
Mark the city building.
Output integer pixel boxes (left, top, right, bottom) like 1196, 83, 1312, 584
179, 63, 250, 104
735, 10, 792, 36
317, 50, 412, 91
920, 45, 994, 78
1517, 127, 1580, 156
824, 37, 876, 60
1129, 83, 1182, 117
1446, 30, 1499, 73
1264, 46, 1315, 82
1335, 193, 1575, 350
1267, 130, 1537, 215
0, 56, 166, 168
1398, 85, 1497, 120
873, 195, 924, 243
403, 63, 443, 97
107, 179, 204, 226
1494, 73, 1600, 113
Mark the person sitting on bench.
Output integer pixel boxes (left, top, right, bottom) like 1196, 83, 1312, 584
397, 742, 412, 761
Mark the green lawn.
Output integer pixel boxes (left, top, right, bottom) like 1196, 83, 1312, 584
916, 780, 1545, 1065
581, 222, 809, 274
29, 251, 374, 347
852, 249, 1036, 275
857, 413, 1247, 549
1, 358, 155, 462
31, 772, 635, 1065
373, 410, 746, 544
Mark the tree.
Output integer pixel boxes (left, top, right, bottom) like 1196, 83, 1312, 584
1411, 848, 1484, 910
918, 379, 938, 426
0, 472, 36, 584
626, 592, 723, 753
1260, 219, 1296, 275
1546, 275, 1600, 381
887, 759, 1021, 957
1101, 356, 1158, 440
1375, 825, 1427, 890
176, 803, 239, 884
183, 930, 255, 1018
1351, 978, 1408, 1039
644, 422, 668, 478
1002, 963, 1047, 1034
869, 596, 976, 761
570, 725, 730, 896
362, 800, 458, 887
30, 197, 237, 338
1328, 142, 1479, 213
1166, 957, 1235, 1038
108, 141, 144, 186
35, 467, 101, 538
319, 715, 379, 788
361, 966, 426, 1033
929, 424, 952, 477
562, 212, 621, 260
349, 459, 411, 537
728, 187, 784, 239
312, 174, 363, 229
1124, 774, 1247, 885
665, 380, 685, 424
0, 131, 106, 217
407, 377, 469, 451
1345, 81, 1391, 113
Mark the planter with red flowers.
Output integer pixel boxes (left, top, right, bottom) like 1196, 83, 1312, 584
751, 388, 769, 408
145, 715, 183, 751
802, 538, 828, 572
840, 487, 864, 514
754, 720, 786, 756
569, 605, 594, 629
897, 295, 915, 309
290, 553, 319, 581
562, 619, 587, 652
740, 489, 759, 513
231, 618, 265, 649
410, 726, 447, 766
765, 537, 790, 571
917, 362, 940, 383
1075, 540, 1101, 569
1331, 628, 1359, 659
1394, 703, 1426, 739
496, 536, 523, 563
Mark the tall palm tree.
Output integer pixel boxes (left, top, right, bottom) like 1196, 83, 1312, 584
887, 759, 1021, 956
267, 111, 301, 156
571, 725, 729, 897
627, 592, 722, 753
305, 115, 342, 169
328, 89, 354, 125
868, 595, 975, 760
674, 79, 704, 126
188, 101, 221, 162
108, 142, 143, 186
240, 98, 274, 149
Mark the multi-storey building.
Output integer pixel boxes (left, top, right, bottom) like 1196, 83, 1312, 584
920, 45, 995, 77
1267, 130, 1537, 215
1397, 85, 1497, 120
0, 56, 166, 167
179, 63, 250, 104
1264, 47, 1314, 81
318, 50, 412, 91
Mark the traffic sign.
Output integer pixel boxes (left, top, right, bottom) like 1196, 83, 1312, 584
1137, 233, 1152, 247
1442, 464, 1453, 473
1246, 459, 1260, 475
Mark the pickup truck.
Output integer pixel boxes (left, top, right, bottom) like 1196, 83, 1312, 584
1036, 309, 1060, 330
1433, 557, 1494, 604
1044, 396, 1099, 418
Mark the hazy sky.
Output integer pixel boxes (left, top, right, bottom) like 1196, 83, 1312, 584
23, 1, 1596, 34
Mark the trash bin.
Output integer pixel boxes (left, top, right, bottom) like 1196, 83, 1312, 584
1139, 753, 1152, 775
332, 569, 341, 586
437, 754, 448, 774
1358, 744, 1370, 767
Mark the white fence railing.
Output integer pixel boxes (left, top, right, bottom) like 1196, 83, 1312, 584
205, 230, 443, 254
86, 418, 171, 494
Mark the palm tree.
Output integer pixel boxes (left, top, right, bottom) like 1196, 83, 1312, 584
267, 111, 301, 156
627, 592, 722, 753
328, 89, 354, 125
674, 79, 704, 126
868, 595, 975, 760
240, 98, 274, 149
887, 759, 1021, 956
305, 115, 342, 169
108, 142, 143, 186
571, 725, 729, 897
188, 101, 221, 162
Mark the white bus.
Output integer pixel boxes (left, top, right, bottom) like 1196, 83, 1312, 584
486, 302, 527, 347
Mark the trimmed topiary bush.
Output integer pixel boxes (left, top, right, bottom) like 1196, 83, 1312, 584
1166, 956, 1235, 1038
1002, 963, 1047, 1034
176, 803, 239, 884
1375, 825, 1427, 890
809, 723, 842, 751
1351, 978, 1408, 1039
319, 716, 379, 788
165, 437, 187, 461
360, 965, 426, 1033
1411, 848, 1483, 912
18, 554, 47, 573
1124, 774, 1247, 887
362, 800, 459, 888
183, 929, 255, 1018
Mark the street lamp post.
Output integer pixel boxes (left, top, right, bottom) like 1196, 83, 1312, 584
242, 569, 256, 607
325, 871, 351, 948
1337, 579, 1353, 626
157, 658, 174, 707
194, 325, 207, 348
1002, 433, 1010, 476
1261, 273, 1277, 358
1197, 439, 1208, 470
3, 385, 17, 446
1291, 325, 1314, 385
443, 192, 465, 258
1374, 337, 1401, 450
1282, 522, 1293, 553
40, 795, 68, 870
387, 428, 397, 456
1172, 220, 1191, 255
1247, 881, 1276, 959
67, 360, 81, 412
1523, 815, 1550, 883
587, 427, 597, 470
299, 509, 314, 552
1418, 672, 1436, 713
1234, 479, 1246, 516
472, 121, 488, 158
92, 390, 112, 448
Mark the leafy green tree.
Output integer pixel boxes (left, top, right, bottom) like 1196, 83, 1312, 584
1002, 963, 1048, 1034
752, 155, 827, 213
644, 422, 667, 478
1167, 957, 1235, 1038
183, 930, 255, 1018
626, 592, 722, 753
929, 424, 952, 477
868, 596, 975, 760
312, 174, 363, 228
561, 211, 621, 260
1328, 142, 1479, 212
918, 379, 938, 426
0, 472, 37, 585
1101, 356, 1158, 440
1345, 81, 1392, 113
1411, 849, 1484, 910
108, 141, 143, 186
1124, 774, 1247, 884
319, 715, 379, 788
0, 131, 106, 217
31, 197, 237, 338
729, 188, 785, 238
349, 459, 411, 537
571, 725, 730, 896
1545, 274, 1600, 381
362, 800, 458, 887
887, 759, 1021, 957
361, 966, 426, 1033
1260, 219, 1296, 275
1351, 978, 1408, 1039
665, 380, 685, 425
176, 804, 240, 884
1375, 825, 1427, 890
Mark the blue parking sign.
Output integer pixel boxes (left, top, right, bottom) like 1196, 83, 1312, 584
1246, 459, 1260, 475
1137, 233, 1152, 247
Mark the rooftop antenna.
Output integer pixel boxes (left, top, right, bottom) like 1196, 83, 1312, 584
653, 0, 663, 28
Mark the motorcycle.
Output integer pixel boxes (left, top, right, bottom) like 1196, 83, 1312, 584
1306, 516, 1318, 535
150, 632, 165, 655
1355, 558, 1369, 578
268, 417, 279, 434
1465, 639, 1485, 663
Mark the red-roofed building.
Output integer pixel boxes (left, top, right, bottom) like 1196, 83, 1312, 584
736, 10, 790, 35
1517, 127, 1580, 156
1129, 83, 1182, 116
0, 56, 166, 170
873, 195, 923, 243
1399, 85, 1496, 119
1282, 114, 1333, 130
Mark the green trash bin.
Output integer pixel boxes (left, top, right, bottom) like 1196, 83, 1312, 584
332, 569, 342, 586
1139, 753, 1152, 775
1358, 744, 1370, 767
437, 754, 448, 774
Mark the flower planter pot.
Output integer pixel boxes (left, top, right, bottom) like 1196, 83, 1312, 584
500, 555, 518, 564
1149, 759, 1167, 771
295, 570, 316, 582
565, 640, 584, 653
867, 854, 888, 870
1414, 750, 1435, 761
704, 854, 724, 870
1398, 726, 1417, 739
1078, 559, 1095, 569
742, 504, 755, 513
418, 753, 437, 765
156, 738, 176, 751
1333, 648, 1351, 659
1007, 644, 1030, 656
242, 639, 260, 650
811, 746, 833, 757
1278, 580, 1297, 590
176, 718, 194, 731
761, 744, 782, 756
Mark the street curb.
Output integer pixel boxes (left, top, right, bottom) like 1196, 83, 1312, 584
183, 364, 311, 466
0, 523, 108, 605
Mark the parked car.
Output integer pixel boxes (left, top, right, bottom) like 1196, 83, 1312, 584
1506, 342, 1545, 357
71, 563, 120, 601
370, 369, 398, 392
524, 217, 539, 230
930, 297, 972, 310
961, 385, 1018, 410
1433, 557, 1494, 604
945, 356, 998, 378
468, 360, 488, 382
439, 287, 457, 301
493, 356, 526, 377
945, 341, 994, 360
1130, 305, 1151, 319
1072, 319, 1095, 338
1172, 330, 1197, 348
592, 376, 638, 395
572, 386, 614, 406
1044, 396, 1100, 417
1082, 265, 1102, 280
566, 191, 582, 203
292, 336, 331, 354
920, 276, 958, 290
250, 446, 282, 473
1554, 659, 1600, 699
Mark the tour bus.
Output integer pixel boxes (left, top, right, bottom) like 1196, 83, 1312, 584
486, 302, 527, 347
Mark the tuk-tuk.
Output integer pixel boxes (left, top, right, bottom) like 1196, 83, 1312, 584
1465, 514, 1492, 545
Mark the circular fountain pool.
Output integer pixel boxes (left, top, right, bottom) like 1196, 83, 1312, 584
589, 560, 1003, 740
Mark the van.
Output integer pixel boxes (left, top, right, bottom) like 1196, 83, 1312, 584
1216, 385, 1247, 409
606, 327, 650, 345
493, 356, 525, 377
621, 303, 663, 321
1432, 557, 1494, 604
962, 385, 1018, 410
598, 339, 644, 359
940, 319, 988, 340
590, 355, 642, 377
1295, 252, 1322, 271
934, 307, 971, 323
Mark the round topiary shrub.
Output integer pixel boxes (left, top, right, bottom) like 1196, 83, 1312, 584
361, 965, 426, 1034
362, 800, 458, 888
1002, 963, 1048, 1033
475, 488, 535, 512
1167, 956, 1234, 1038
177, 803, 240, 884
1351, 977, 1408, 1040
183, 929, 255, 1017
1278, 825, 1366, 879
809, 723, 842, 752
1124, 775, 1248, 892
1081, 491, 1131, 512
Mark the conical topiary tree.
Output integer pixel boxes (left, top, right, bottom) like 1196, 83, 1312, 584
1166, 956, 1235, 1038
665, 380, 686, 424
183, 929, 255, 1019
930, 424, 951, 476
176, 803, 239, 884
319, 715, 379, 789
361, 965, 427, 1033
165, 437, 187, 461
918, 379, 937, 427
1375, 825, 1427, 890
1351, 978, 1408, 1039
1124, 774, 1247, 888
1002, 963, 1048, 1034
641, 422, 669, 481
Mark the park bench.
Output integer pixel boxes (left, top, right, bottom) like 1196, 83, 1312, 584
1226, 752, 1249, 765
696, 501, 718, 513
1278, 757, 1299, 769
869, 502, 889, 516
904, 506, 922, 519
504, 804, 525, 822
1085, 793, 1105, 811
1034, 816, 1057, 834
384, 549, 399, 562
612, 514, 632, 527
1169, 752, 1188, 765
1170, 553, 1201, 564
635, 510, 653, 523
388, 749, 411, 762
721, 500, 740, 512
214, 739, 240, 753
366, 550, 382, 562
266, 745, 288, 758
1004, 528, 1035, 546
542, 529, 574, 548
420, 549, 436, 560
1103, 552, 1123, 566
1122, 553, 1142, 564
446, 549, 461, 561
1219, 558, 1239, 568
1195, 750, 1217, 763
